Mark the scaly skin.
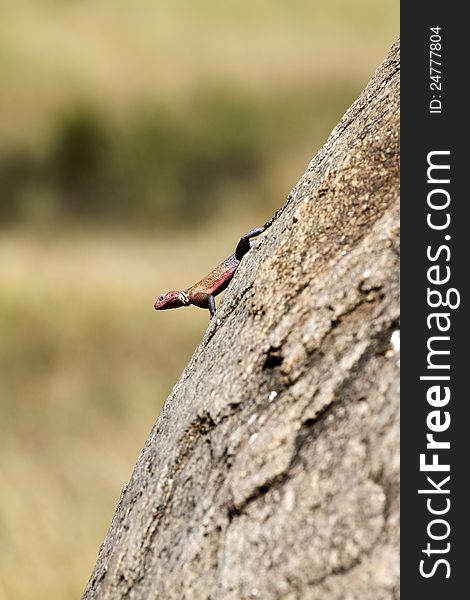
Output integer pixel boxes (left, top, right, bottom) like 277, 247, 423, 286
154, 221, 273, 318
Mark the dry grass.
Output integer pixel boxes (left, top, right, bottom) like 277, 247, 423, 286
0, 220, 260, 599
0, 0, 398, 148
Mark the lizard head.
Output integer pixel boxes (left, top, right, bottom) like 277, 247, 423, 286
154, 290, 188, 311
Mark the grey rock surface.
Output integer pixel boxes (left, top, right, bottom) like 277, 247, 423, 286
83, 39, 400, 600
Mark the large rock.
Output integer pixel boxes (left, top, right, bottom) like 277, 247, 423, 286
83, 39, 400, 600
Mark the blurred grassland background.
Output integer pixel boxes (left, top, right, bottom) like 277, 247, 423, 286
0, 1, 398, 598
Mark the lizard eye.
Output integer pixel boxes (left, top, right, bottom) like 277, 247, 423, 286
158, 295, 164, 302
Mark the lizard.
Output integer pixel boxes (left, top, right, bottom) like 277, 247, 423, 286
154, 215, 277, 319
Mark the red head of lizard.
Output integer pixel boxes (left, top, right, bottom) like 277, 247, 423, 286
154, 290, 190, 311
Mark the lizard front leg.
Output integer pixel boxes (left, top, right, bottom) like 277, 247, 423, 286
188, 290, 216, 318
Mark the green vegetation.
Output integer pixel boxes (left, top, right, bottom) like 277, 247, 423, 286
0, 1, 398, 598
0, 89, 352, 228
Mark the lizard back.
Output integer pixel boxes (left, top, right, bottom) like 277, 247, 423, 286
188, 253, 240, 297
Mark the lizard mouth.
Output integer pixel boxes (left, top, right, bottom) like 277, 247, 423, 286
154, 294, 165, 309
